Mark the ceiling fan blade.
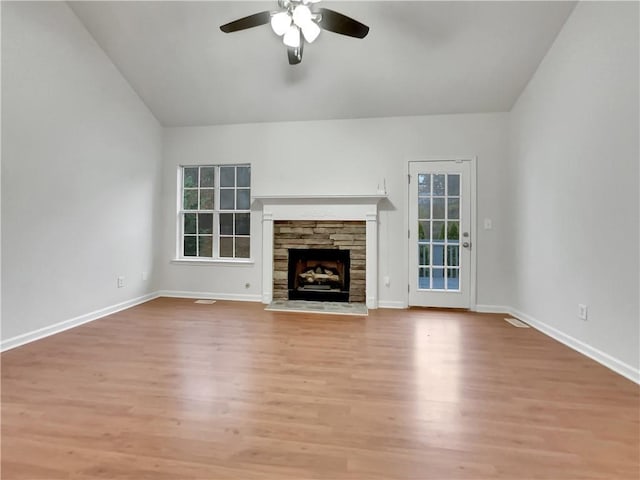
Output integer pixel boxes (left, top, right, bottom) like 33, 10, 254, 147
317, 8, 369, 39
220, 11, 271, 33
287, 42, 304, 65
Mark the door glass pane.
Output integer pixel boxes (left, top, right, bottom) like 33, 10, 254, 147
432, 268, 445, 290
447, 246, 460, 267
432, 245, 445, 266
432, 221, 445, 241
418, 267, 430, 289
418, 198, 431, 219
447, 221, 459, 241
418, 221, 430, 240
433, 175, 446, 195
447, 269, 460, 290
418, 174, 430, 195
448, 198, 460, 219
419, 244, 429, 266
447, 175, 460, 196
432, 198, 445, 219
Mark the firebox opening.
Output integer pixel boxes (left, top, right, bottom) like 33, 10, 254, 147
288, 249, 350, 302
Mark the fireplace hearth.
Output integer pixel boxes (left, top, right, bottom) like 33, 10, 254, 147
288, 249, 350, 302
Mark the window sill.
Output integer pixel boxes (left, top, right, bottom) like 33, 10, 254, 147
171, 258, 255, 266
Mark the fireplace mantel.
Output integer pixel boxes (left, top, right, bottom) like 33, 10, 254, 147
254, 193, 386, 309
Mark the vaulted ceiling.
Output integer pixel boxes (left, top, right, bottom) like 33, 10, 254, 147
69, 1, 576, 127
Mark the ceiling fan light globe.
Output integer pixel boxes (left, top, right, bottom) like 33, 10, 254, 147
283, 25, 301, 48
301, 21, 321, 43
292, 5, 312, 27
270, 12, 291, 36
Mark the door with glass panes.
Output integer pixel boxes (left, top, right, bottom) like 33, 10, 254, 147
408, 160, 473, 308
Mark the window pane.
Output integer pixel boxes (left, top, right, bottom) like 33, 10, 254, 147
183, 189, 198, 210
236, 189, 250, 210
448, 175, 460, 196
237, 166, 250, 187
220, 237, 233, 257
235, 237, 250, 258
419, 244, 430, 266
418, 267, 430, 289
200, 189, 214, 209
447, 269, 460, 290
198, 236, 213, 257
235, 213, 250, 235
198, 213, 213, 234
447, 246, 460, 267
184, 236, 197, 256
447, 221, 459, 241
220, 213, 233, 235
432, 245, 445, 266
432, 268, 445, 290
220, 167, 235, 187
432, 221, 445, 241
183, 168, 198, 188
433, 174, 446, 195
220, 189, 235, 209
418, 198, 430, 219
418, 174, 430, 195
448, 198, 460, 220
184, 213, 196, 234
432, 198, 445, 219
418, 221, 430, 240
200, 167, 215, 187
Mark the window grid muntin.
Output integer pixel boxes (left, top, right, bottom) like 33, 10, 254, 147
417, 172, 461, 291
179, 164, 250, 259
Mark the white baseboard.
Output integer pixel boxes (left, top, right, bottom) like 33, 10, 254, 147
475, 304, 512, 314
378, 300, 408, 309
508, 308, 639, 385
157, 290, 262, 302
1, 292, 159, 352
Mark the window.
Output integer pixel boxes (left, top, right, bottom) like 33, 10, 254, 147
179, 164, 251, 260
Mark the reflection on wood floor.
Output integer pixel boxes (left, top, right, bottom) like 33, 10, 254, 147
2, 297, 638, 479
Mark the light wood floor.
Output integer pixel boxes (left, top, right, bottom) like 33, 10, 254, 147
2, 298, 638, 479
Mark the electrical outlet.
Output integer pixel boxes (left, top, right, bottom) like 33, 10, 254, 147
484, 218, 493, 230
383, 276, 390, 286
117, 276, 125, 288
578, 304, 588, 320
142, 271, 148, 281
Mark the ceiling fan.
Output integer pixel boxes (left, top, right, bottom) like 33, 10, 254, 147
219, 0, 369, 65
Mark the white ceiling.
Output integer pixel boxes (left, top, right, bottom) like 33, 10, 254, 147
69, 1, 576, 127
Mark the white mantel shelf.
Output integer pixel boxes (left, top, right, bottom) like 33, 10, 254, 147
252, 194, 387, 205
256, 193, 384, 309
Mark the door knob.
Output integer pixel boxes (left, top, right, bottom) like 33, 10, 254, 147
462, 241, 471, 248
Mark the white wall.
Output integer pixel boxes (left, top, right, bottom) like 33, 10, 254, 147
160, 113, 511, 307
1, 2, 163, 343
509, 2, 639, 376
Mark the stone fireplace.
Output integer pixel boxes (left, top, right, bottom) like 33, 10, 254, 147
254, 194, 386, 308
273, 221, 365, 302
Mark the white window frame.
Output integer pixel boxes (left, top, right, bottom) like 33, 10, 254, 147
173, 164, 252, 264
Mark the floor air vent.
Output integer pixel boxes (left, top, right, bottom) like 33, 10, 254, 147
194, 299, 216, 304
504, 317, 530, 328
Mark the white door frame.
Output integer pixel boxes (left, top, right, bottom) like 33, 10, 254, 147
406, 157, 477, 310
